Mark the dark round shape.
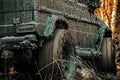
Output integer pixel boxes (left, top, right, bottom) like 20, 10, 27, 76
38, 29, 75, 80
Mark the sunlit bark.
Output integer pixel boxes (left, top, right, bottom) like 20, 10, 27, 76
95, 0, 118, 32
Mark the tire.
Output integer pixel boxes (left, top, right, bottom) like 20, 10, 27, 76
101, 38, 116, 73
38, 29, 75, 80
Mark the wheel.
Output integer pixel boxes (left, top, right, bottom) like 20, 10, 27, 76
38, 29, 75, 80
101, 38, 116, 73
